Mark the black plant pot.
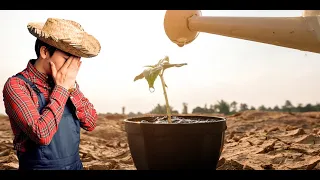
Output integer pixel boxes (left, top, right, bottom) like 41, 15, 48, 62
124, 115, 227, 170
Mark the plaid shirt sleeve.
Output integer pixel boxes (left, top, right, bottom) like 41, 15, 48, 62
2, 77, 69, 146
69, 83, 97, 131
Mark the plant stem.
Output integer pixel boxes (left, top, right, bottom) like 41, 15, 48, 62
159, 73, 172, 123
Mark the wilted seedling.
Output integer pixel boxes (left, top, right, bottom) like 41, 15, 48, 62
134, 56, 187, 123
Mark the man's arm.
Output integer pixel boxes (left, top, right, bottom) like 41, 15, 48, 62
69, 83, 97, 131
2, 77, 69, 145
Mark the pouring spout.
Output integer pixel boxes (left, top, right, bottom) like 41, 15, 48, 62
164, 10, 320, 54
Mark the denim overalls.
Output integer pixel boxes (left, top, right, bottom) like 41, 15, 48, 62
14, 73, 83, 170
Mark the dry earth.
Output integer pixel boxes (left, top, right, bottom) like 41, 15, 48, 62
1, 111, 320, 170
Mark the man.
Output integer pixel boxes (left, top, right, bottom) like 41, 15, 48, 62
2, 18, 101, 170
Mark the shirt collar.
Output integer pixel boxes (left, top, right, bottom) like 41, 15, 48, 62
26, 59, 50, 86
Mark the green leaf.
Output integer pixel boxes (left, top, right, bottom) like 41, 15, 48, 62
162, 56, 169, 63
133, 56, 186, 91
134, 72, 144, 82
163, 63, 187, 70
143, 65, 155, 68
143, 67, 162, 89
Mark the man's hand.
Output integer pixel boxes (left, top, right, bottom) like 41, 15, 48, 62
50, 56, 82, 90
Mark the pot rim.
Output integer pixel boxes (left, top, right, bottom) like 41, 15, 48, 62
123, 114, 227, 124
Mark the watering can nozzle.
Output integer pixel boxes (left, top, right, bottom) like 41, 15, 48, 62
163, 10, 320, 54
164, 10, 201, 47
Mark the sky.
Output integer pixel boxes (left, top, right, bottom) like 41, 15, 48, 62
1, 10, 319, 115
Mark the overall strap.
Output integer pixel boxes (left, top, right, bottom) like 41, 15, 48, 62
13, 73, 46, 112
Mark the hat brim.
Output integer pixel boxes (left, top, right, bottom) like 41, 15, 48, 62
27, 22, 101, 58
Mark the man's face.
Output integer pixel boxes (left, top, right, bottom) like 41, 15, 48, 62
50, 50, 71, 71
46, 49, 78, 76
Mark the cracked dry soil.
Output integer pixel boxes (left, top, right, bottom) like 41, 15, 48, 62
1, 111, 320, 170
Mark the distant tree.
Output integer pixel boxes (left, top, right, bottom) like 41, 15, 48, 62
303, 104, 314, 112
208, 104, 215, 113
216, 100, 230, 115
122, 106, 126, 115
250, 106, 256, 110
204, 104, 208, 111
282, 100, 294, 113
258, 105, 267, 111
128, 112, 136, 117
239, 103, 249, 112
150, 104, 166, 114
182, 102, 188, 114
230, 101, 238, 113
150, 104, 178, 114
273, 105, 280, 111
192, 106, 205, 114
314, 103, 320, 111
172, 110, 179, 114
296, 103, 303, 112
141, 100, 320, 116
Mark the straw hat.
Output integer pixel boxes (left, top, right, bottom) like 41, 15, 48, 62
27, 18, 101, 58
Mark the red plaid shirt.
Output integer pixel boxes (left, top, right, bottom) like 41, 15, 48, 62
2, 59, 97, 152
